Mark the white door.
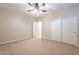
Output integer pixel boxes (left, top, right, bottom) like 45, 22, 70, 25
51, 18, 62, 41
37, 21, 42, 38
33, 21, 42, 38
62, 17, 77, 45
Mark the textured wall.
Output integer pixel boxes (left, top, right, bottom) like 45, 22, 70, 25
51, 17, 62, 41
41, 17, 51, 40
0, 9, 33, 42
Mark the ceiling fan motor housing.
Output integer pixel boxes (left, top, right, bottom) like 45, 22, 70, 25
35, 3, 39, 9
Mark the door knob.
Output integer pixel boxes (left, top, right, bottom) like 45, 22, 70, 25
74, 32, 76, 33
74, 32, 77, 34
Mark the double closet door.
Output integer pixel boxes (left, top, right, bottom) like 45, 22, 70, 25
51, 17, 77, 45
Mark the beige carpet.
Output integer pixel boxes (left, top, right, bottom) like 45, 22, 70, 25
0, 38, 79, 55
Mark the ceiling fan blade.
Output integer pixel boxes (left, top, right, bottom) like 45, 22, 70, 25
28, 3, 33, 6
27, 10, 33, 11
41, 3, 45, 6
41, 10, 46, 12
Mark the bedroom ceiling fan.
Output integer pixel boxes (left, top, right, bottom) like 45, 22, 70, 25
27, 3, 47, 15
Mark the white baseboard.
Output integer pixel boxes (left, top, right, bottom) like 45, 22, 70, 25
0, 37, 32, 45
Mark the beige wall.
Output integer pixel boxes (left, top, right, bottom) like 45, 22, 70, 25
50, 17, 62, 41
0, 9, 33, 42
42, 19, 51, 40
40, 14, 53, 40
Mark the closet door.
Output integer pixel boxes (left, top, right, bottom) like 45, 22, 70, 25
51, 18, 62, 41
62, 17, 77, 45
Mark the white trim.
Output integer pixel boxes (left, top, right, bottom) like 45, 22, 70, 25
0, 37, 32, 45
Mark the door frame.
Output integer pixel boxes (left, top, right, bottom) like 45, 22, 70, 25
32, 21, 42, 38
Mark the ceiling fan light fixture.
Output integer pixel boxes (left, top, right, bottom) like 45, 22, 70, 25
27, 3, 47, 16
32, 9, 38, 14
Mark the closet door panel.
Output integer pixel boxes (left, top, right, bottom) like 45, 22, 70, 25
62, 17, 77, 45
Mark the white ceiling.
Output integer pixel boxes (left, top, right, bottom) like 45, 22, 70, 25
46, 3, 79, 11
0, 3, 79, 17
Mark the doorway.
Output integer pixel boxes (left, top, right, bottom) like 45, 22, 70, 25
33, 21, 42, 38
